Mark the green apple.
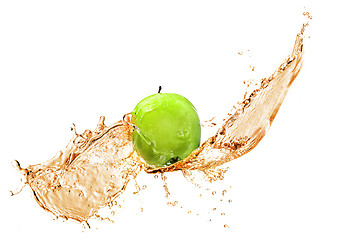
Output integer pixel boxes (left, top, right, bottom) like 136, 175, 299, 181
131, 92, 201, 167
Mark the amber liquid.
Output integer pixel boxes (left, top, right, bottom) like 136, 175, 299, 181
12, 19, 309, 226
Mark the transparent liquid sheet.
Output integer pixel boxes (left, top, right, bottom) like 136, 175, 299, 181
12, 21, 309, 224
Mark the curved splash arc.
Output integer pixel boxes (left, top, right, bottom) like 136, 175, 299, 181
148, 25, 306, 173
13, 24, 306, 223
13, 119, 142, 222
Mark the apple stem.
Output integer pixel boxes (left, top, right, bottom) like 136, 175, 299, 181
158, 86, 162, 93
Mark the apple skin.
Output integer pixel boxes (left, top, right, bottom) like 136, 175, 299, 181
131, 93, 201, 167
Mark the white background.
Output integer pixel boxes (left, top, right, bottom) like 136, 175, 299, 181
1, 0, 340, 239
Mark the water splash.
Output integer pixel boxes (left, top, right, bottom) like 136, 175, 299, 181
148, 23, 306, 174
12, 119, 142, 222
12, 20, 309, 225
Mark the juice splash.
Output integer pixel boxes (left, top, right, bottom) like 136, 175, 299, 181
12, 21, 308, 225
